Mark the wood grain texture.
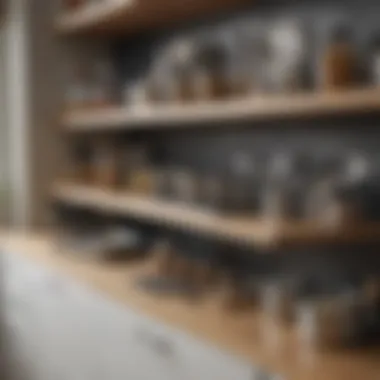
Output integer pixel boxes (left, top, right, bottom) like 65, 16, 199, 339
62, 88, 380, 132
52, 182, 380, 250
1, 233, 380, 380
56, 0, 249, 35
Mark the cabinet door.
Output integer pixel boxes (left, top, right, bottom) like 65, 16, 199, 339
2, 252, 56, 380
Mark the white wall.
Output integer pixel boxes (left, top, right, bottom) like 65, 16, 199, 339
3, 0, 64, 228
4, 0, 30, 227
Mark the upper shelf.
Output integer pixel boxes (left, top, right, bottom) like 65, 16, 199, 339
62, 88, 380, 132
52, 182, 380, 250
56, 0, 249, 35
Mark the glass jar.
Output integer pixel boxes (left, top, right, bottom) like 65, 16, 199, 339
224, 152, 261, 215
92, 139, 120, 189
318, 24, 356, 90
65, 61, 92, 110
192, 34, 231, 100
266, 20, 308, 93
234, 22, 270, 95
261, 152, 295, 221
370, 35, 380, 86
90, 54, 118, 108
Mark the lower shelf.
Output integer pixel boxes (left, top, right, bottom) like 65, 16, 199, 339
52, 182, 380, 250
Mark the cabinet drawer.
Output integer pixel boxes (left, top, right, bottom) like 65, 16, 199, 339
120, 309, 254, 380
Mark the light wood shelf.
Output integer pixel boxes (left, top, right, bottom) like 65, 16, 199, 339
56, 0, 248, 35
52, 182, 380, 249
2, 233, 380, 380
52, 182, 277, 248
62, 88, 380, 132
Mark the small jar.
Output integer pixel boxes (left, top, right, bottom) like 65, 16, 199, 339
170, 170, 199, 204
71, 144, 93, 184
198, 175, 224, 211
92, 140, 120, 189
266, 20, 308, 93
259, 281, 295, 325
90, 54, 118, 108
224, 152, 261, 215
128, 168, 155, 195
65, 61, 92, 110
261, 153, 295, 221
296, 293, 359, 351
318, 24, 356, 90
370, 35, 380, 86
234, 22, 270, 95
126, 145, 155, 195
192, 36, 231, 100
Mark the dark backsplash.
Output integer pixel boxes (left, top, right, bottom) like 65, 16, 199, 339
62, 0, 380, 287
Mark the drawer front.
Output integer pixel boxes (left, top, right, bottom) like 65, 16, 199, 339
2, 251, 261, 380
129, 314, 254, 380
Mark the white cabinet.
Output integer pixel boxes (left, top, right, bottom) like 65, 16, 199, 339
2, 251, 256, 380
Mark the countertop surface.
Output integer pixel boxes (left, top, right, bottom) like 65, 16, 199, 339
1, 231, 380, 380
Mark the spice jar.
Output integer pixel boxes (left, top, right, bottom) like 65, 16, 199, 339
65, 60, 92, 111
369, 35, 380, 86
71, 143, 93, 184
198, 175, 224, 211
322, 153, 369, 226
148, 39, 195, 103
318, 24, 356, 91
90, 54, 118, 108
234, 22, 270, 95
170, 169, 199, 204
191, 35, 231, 100
266, 20, 308, 93
92, 139, 120, 189
224, 152, 261, 215
127, 145, 155, 195
261, 153, 295, 221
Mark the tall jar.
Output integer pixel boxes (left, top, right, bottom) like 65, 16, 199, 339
318, 24, 356, 90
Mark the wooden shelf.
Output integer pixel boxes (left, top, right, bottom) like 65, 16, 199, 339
52, 182, 380, 249
56, 0, 248, 35
52, 182, 277, 248
62, 88, 380, 132
3, 233, 380, 380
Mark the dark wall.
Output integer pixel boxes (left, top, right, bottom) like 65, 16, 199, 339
63, 0, 380, 289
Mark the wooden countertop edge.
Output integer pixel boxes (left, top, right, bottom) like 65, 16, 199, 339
2, 232, 380, 380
